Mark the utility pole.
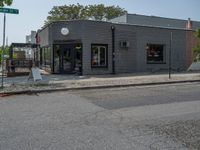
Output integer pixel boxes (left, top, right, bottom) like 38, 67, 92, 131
0, 7, 19, 88
169, 32, 173, 79
6, 36, 8, 46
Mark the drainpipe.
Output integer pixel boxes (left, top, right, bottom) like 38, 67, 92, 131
111, 25, 115, 74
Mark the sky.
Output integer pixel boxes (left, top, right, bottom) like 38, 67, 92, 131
0, 0, 200, 45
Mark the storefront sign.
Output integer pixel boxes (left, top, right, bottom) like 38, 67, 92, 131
61, 27, 69, 35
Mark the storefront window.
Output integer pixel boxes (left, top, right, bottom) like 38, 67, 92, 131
40, 47, 51, 68
42, 48, 45, 66
40, 48, 43, 65
146, 44, 165, 64
45, 47, 51, 66
54, 45, 60, 73
91, 44, 107, 68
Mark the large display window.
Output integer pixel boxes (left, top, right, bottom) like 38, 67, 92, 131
146, 44, 165, 64
91, 44, 108, 68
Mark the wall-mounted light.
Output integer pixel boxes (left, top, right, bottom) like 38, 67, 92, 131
61, 27, 69, 36
111, 25, 115, 30
75, 44, 82, 49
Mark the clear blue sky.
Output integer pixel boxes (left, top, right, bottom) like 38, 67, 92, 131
0, 0, 199, 45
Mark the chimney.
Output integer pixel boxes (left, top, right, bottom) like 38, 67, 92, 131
186, 18, 193, 29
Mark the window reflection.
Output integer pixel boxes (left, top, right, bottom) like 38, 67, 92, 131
146, 44, 165, 64
91, 44, 107, 67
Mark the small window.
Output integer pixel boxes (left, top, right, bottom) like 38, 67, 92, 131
91, 44, 108, 68
146, 44, 165, 64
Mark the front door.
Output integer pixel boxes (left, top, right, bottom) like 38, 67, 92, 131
53, 44, 75, 74
60, 45, 74, 73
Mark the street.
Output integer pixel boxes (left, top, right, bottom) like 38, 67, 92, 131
0, 83, 200, 150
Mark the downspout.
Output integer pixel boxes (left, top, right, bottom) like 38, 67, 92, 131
111, 25, 115, 74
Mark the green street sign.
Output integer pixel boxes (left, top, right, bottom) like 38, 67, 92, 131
0, 7, 19, 14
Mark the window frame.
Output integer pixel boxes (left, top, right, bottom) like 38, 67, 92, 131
91, 44, 108, 68
146, 43, 166, 64
41, 46, 51, 67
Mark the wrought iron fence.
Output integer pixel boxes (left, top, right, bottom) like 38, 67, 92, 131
6, 59, 33, 76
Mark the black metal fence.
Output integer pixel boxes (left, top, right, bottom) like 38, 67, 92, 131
6, 59, 33, 76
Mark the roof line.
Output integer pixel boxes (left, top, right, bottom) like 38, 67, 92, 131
127, 13, 200, 22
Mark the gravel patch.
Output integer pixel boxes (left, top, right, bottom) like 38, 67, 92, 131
150, 120, 200, 150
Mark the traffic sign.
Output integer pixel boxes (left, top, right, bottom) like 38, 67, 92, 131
0, 7, 19, 14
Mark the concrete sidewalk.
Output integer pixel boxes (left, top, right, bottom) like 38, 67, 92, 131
0, 72, 200, 95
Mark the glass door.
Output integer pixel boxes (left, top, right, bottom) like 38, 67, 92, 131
61, 45, 74, 73
53, 44, 75, 74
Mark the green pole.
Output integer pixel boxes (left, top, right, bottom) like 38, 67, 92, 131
1, 13, 6, 88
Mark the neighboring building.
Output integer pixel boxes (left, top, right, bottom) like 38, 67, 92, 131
109, 13, 200, 30
26, 31, 37, 44
10, 43, 38, 60
37, 14, 200, 75
20, 31, 37, 59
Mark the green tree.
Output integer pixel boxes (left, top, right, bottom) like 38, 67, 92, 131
45, 3, 127, 24
193, 28, 200, 62
0, 46, 10, 63
0, 0, 13, 7
87, 4, 106, 20
196, 28, 200, 39
105, 5, 127, 20
46, 3, 87, 23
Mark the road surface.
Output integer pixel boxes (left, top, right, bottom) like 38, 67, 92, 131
0, 83, 200, 150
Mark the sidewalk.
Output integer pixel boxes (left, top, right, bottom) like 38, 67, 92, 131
0, 72, 200, 95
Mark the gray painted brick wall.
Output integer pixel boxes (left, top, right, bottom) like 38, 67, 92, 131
39, 20, 189, 75
51, 21, 83, 41
39, 26, 49, 47
114, 25, 137, 73
81, 21, 113, 75
114, 24, 187, 73
133, 26, 187, 72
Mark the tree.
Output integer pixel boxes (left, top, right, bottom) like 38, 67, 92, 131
105, 5, 127, 20
45, 3, 127, 24
193, 28, 200, 62
196, 28, 200, 38
0, 0, 13, 7
0, 46, 10, 63
46, 3, 87, 23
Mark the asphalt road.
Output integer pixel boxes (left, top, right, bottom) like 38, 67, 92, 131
0, 83, 200, 150
71, 82, 200, 109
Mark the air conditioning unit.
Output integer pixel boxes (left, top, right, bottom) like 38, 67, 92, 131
119, 41, 130, 48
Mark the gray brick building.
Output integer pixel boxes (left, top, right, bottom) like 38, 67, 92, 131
37, 14, 200, 75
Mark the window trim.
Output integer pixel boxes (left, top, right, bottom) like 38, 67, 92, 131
146, 43, 166, 64
91, 44, 108, 68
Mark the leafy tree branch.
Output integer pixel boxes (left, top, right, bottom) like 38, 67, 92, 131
45, 3, 127, 24
0, 0, 13, 7
193, 28, 200, 62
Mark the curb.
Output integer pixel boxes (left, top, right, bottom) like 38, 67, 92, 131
1, 79, 200, 97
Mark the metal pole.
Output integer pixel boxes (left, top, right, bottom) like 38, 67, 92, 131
169, 32, 172, 79
1, 13, 6, 88
111, 26, 115, 74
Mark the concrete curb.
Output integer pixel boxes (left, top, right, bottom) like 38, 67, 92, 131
1, 79, 200, 97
